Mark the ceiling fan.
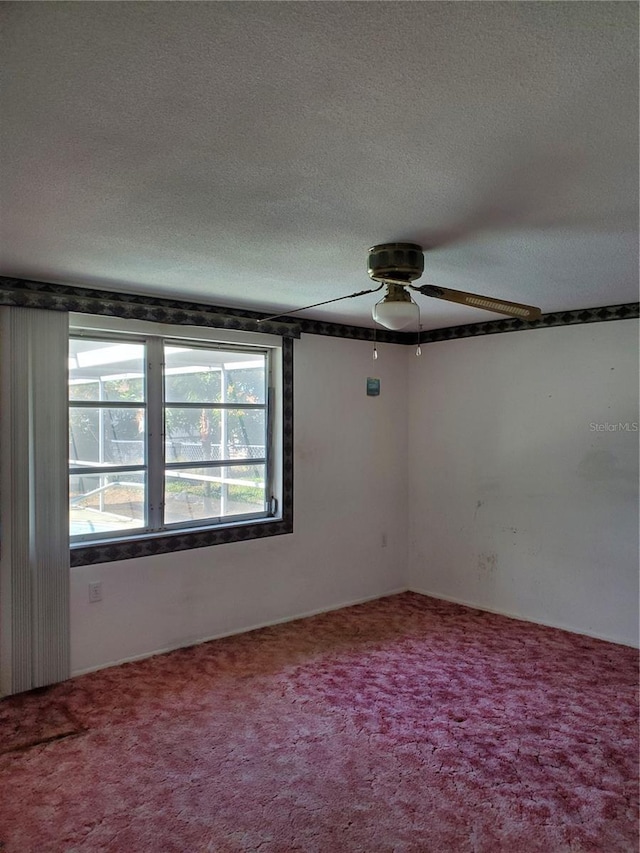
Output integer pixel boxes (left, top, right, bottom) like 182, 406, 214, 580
259, 242, 541, 331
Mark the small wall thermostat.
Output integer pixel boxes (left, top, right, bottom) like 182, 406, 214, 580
366, 377, 380, 396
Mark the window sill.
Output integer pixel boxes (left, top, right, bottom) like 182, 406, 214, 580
70, 516, 293, 567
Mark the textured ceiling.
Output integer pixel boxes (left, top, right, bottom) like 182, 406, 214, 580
1, 2, 638, 330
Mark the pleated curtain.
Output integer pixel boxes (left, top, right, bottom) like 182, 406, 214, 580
0, 307, 70, 695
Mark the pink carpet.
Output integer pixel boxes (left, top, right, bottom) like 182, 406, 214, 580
0, 592, 637, 852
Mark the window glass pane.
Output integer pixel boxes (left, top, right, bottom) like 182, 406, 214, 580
225, 364, 266, 404
165, 408, 222, 462
225, 465, 267, 515
164, 346, 223, 403
164, 465, 266, 524
226, 410, 266, 458
69, 340, 145, 402
165, 408, 265, 462
164, 346, 266, 404
70, 408, 145, 467
70, 472, 146, 536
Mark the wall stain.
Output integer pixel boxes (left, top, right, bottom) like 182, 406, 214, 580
479, 480, 500, 494
578, 450, 635, 483
478, 553, 497, 575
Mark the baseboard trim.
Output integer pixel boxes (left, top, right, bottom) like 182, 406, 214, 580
408, 587, 639, 649
71, 584, 637, 678
70, 586, 410, 677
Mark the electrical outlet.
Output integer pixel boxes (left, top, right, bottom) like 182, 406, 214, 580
88, 581, 102, 603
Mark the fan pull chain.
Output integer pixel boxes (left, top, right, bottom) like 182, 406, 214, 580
373, 324, 378, 360
416, 306, 422, 356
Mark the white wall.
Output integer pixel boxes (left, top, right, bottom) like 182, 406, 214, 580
70, 335, 408, 674
407, 319, 639, 646
69, 318, 640, 672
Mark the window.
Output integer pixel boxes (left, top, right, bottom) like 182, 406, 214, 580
68, 319, 291, 557
69, 338, 148, 538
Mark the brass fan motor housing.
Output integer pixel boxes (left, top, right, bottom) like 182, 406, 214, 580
367, 243, 424, 283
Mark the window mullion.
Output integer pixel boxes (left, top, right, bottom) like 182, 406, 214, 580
266, 351, 274, 515
220, 361, 228, 516
146, 338, 164, 531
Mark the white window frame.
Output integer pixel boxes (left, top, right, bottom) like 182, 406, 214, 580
68, 314, 285, 550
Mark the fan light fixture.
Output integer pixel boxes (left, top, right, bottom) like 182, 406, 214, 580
372, 283, 420, 330
368, 244, 425, 331
256, 241, 542, 336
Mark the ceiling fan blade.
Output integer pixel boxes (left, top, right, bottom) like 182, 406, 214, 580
257, 283, 384, 324
414, 284, 541, 320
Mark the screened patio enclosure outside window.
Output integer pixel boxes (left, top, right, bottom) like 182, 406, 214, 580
69, 336, 270, 542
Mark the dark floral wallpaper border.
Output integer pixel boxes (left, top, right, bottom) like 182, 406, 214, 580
419, 303, 639, 344
1, 277, 636, 565
0, 277, 302, 339
0, 277, 636, 345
